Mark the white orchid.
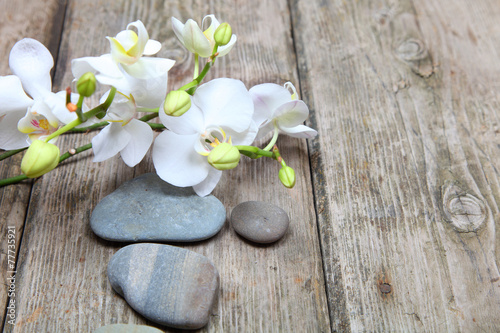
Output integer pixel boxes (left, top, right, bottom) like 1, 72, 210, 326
72, 20, 175, 109
0, 39, 80, 150
91, 92, 153, 167
250, 82, 317, 140
172, 15, 237, 58
152, 78, 256, 196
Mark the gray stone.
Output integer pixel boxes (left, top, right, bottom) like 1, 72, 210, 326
108, 243, 219, 330
93, 324, 164, 333
91, 173, 226, 242
231, 201, 289, 243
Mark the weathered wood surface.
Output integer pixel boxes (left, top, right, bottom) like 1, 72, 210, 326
1, 0, 500, 332
292, 0, 500, 331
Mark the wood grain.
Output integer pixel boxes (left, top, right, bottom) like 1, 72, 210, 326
0, 0, 67, 328
2, 0, 330, 332
292, 0, 500, 331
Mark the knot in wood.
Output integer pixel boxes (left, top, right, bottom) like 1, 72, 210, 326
394, 38, 433, 77
395, 38, 428, 61
379, 283, 391, 294
442, 184, 486, 232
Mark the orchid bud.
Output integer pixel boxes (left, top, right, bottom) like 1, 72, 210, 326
21, 140, 60, 178
76, 72, 97, 97
207, 142, 240, 170
279, 166, 296, 188
214, 23, 232, 46
164, 90, 191, 117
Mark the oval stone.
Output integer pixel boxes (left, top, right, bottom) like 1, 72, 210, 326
231, 201, 289, 243
91, 173, 226, 242
93, 324, 164, 333
107, 243, 219, 330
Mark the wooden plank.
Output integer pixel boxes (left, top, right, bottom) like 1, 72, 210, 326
0, 0, 67, 329
291, 0, 500, 331
4, 0, 330, 332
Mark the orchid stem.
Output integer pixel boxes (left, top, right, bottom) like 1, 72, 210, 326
263, 124, 279, 151
137, 107, 159, 113
70, 121, 108, 132
0, 147, 27, 161
0, 143, 93, 187
179, 46, 220, 95
147, 123, 165, 130
45, 87, 117, 142
194, 54, 199, 78
138, 113, 158, 122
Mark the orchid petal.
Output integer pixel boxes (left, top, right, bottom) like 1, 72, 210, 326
0, 75, 33, 113
193, 168, 222, 197
143, 40, 162, 55
159, 100, 204, 135
171, 17, 186, 43
107, 36, 136, 65
119, 58, 174, 109
120, 119, 153, 167
217, 35, 237, 57
182, 19, 212, 57
17, 100, 58, 133
115, 30, 138, 51
273, 100, 310, 127
43, 92, 78, 126
72, 54, 122, 80
126, 20, 149, 59
100, 91, 136, 123
152, 130, 210, 187
121, 57, 175, 80
202, 15, 221, 34
279, 124, 318, 138
92, 123, 131, 162
0, 110, 30, 149
250, 83, 293, 125
255, 121, 275, 140
225, 121, 258, 146
9, 38, 53, 100
193, 78, 253, 132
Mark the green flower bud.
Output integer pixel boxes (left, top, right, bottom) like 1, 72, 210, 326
214, 23, 232, 46
279, 166, 296, 188
76, 72, 97, 97
164, 90, 192, 117
207, 142, 240, 170
21, 140, 60, 178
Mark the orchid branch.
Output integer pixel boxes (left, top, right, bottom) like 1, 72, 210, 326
0, 143, 93, 187
0, 147, 28, 161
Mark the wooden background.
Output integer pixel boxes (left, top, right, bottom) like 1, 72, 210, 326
1, 0, 499, 331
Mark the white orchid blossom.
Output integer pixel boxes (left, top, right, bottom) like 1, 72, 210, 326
91, 92, 153, 167
249, 82, 317, 140
0, 39, 82, 150
153, 78, 256, 196
72, 20, 175, 109
172, 15, 237, 58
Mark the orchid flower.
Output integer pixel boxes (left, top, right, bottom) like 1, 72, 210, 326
0, 39, 82, 150
152, 78, 256, 196
72, 20, 175, 109
91, 92, 153, 167
249, 82, 317, 140
172, 15, 237, 58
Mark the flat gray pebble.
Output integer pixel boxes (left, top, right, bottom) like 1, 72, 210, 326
231, 201, 289, 243
91, 173, 226, 242
108, 243, 219, 330
93, 324, 164, 333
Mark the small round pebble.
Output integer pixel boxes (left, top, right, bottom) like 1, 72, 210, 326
231, 201, 289, 243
